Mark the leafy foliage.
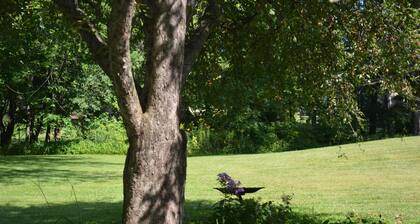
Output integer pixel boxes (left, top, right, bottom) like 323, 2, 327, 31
188, 196, 388, 224
0, 0, 118, 149
2, 117, 127, 155
184, 0, 419, 154
1, 0, 418, 154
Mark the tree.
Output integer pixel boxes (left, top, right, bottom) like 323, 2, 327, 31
184, 0, 418, 148
55, 0, 218, 223
0, 0, 119, 149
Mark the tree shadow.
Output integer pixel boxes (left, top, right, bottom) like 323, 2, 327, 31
0, 156, 123, 184
0, 155, 122, 166
1, 140, 82, 155
0, 201, 122, 224
0, 200, 214, 224
0, 199, 344, 224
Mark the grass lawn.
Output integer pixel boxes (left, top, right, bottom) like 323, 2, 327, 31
0, 136, 419, 223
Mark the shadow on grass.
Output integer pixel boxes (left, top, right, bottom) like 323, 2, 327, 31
0, 156, 123, 184
0, 201, 122, 224
0, 199, 335, 224
0, 200, 215, 224
0, 154, 122, 167
0, 140, 82, 156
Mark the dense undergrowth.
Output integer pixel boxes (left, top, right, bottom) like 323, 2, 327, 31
0, 117, 413, 156
1, 118, 128, 155
0, 122, 346, 155
187, 196, 388, 224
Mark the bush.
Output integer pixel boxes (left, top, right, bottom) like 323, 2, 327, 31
209, 197, 294, 224
187, 122, 290, 156
2, 118, 128, 155
187, 196, 388, 224
66, 118, 128, 154
186, 121, 337, 156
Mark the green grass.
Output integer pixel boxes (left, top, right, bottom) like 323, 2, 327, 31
0, 136, 419, 223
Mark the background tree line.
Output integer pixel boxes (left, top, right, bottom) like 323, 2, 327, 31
0, 0, 418, 155
0, 0, 118, 152
183, 0, 420, 154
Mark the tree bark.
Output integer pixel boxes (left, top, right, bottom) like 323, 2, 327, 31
183, 0, 219, 80
121, 1, 188, 223
0, 107, 4, 145
414, 110, 420, 135
45, 125, 51, 144
33, 116, 43, 142
0, 95, 17, 146
54, 128, 61, 142
367, 92, 378, 135
25, 105, 35, 143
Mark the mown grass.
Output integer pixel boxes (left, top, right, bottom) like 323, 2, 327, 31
0, 136, 419, 223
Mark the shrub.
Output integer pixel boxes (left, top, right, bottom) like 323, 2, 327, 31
186, 123, 290, 156
2, 117, 128, 155
66, 118, 128, 154
210, 197, 293, 224
186, 121, 334, 156
187, 196, 389, 224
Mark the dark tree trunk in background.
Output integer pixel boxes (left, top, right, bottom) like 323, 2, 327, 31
367, 92, 378, 135
25, 105, 36, 143
382, 95, 391, 134
45, 125, 51, 144
310, 110, 317, 125
0, 107, 4, 145
414, 110, 420, 135
0, 95, 17, 146
54, 128, 61, 142
56, 0, 217, 222
33, 116, 43, 142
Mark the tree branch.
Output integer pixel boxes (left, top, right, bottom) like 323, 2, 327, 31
183, 0, 220, 82
85, 0, 103, 23
57, 0, 143, 133
107, 0, 144, 131
55, 0, 110, 74
186, 0, 197, 32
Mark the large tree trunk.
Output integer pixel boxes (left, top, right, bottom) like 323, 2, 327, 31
123, 118, 187, 224
121, 2, 187, 223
